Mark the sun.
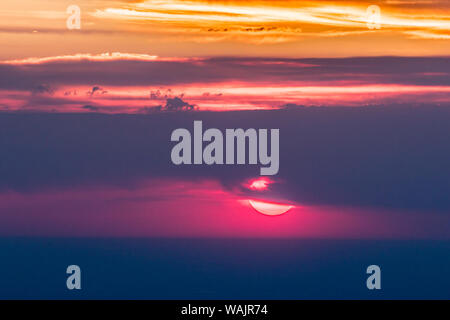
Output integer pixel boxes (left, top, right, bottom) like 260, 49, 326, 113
248, 199, 293, 216
248, 178, 271, 190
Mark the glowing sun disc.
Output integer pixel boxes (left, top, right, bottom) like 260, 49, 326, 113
248, 199, 293, 216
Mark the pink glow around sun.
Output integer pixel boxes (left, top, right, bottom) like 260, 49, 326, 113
246, 178, 294, 216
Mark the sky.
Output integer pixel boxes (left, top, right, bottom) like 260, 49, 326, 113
0, 1, 449, 240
